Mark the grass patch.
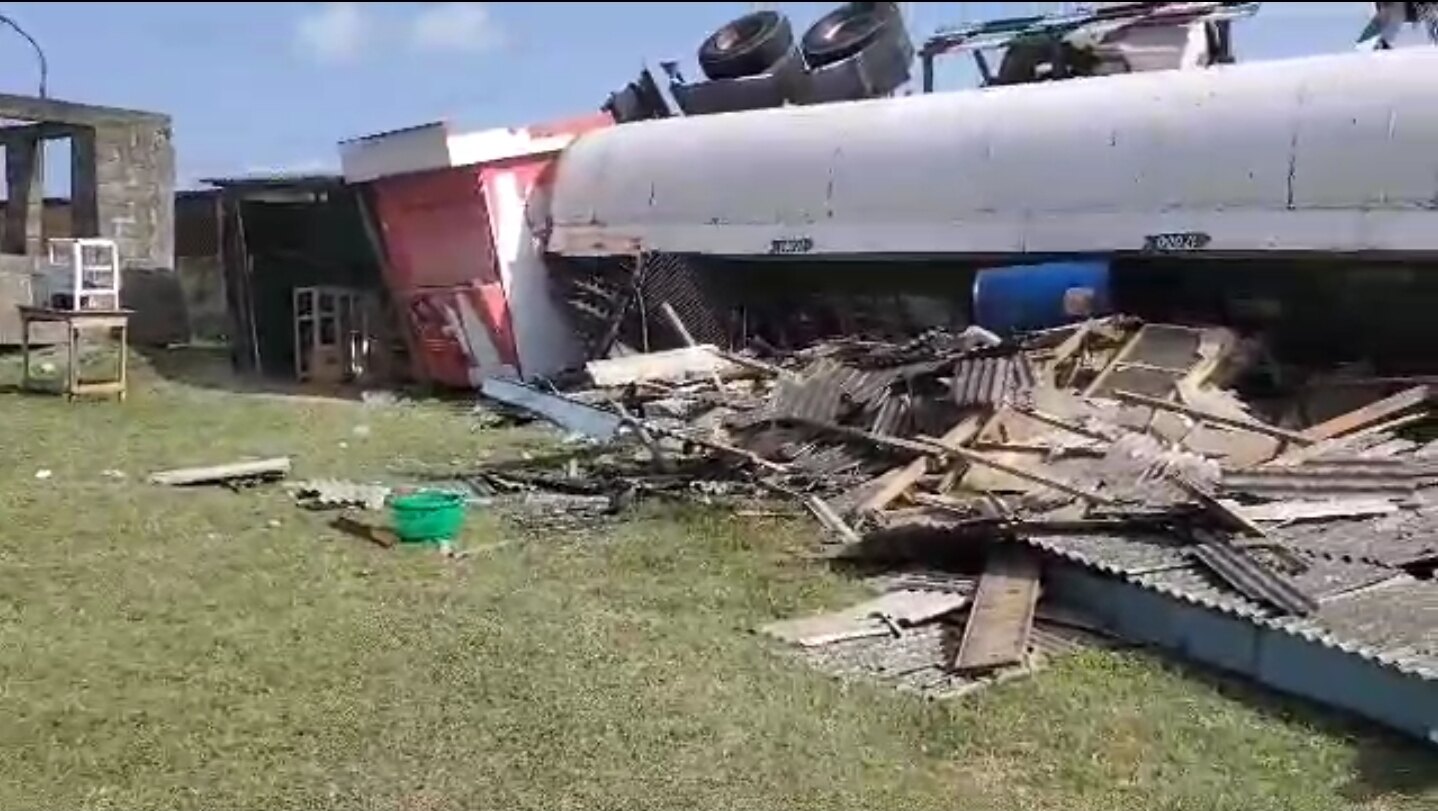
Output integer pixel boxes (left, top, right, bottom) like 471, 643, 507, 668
0, 348, 1433, 810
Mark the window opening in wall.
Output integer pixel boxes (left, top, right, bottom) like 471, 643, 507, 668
42, 135, 71, 243
0, 127, 31, 255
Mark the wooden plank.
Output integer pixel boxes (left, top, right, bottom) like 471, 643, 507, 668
1113, 389, 1313, 444
1010, 405, 1111, 441
1179, 328, 1234, 390
1238, 498, 1400, 523
798, 417, 1111, 504
914, 435, 1115, 504
859, 416, 982, 514
709, 348, 789, 379
1082, 325, 1144, 396
150, 457, 292, 486
804, 495, 862, 543
1049, 320, 1094, 366
643, 422, 789, 473
1181, 425, 1281, 468
958, 449, 1046, 495
953, 547, 1041, 672
614, 402, 673, 473
970, 441, 1104, 456
1041, 319, 1094, 386
1300, 385, 1430, 441
659, 301, 727, 395
658, 301, 697, 345
586, 345, 735, 387
1268, 411, 1431, 467
945, 408, 1010, 491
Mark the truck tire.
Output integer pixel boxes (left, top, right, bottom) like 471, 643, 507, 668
699, 11, 793, 80
801, 2, 901, 68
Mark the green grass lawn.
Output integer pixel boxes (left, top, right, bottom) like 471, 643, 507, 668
0, 348, 1434, 810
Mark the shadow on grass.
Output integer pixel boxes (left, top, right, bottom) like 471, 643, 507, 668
134, 344, 370, 401
1137, 653, 1438, 803
1348, 737, 1438, 800
134, 345, 496, 414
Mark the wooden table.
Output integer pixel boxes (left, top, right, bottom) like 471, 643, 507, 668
18, 306, 132, 400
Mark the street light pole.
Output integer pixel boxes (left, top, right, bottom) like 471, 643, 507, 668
0, 12, 47, 97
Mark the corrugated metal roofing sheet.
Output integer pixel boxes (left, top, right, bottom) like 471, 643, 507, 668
1023, 524, 1438, 680
1270, 507, 1438, 568
1222, 462, 1438, 498
1016, 530, 1191, 576
951, 353, 1036, 408
1190, 541, 1319, 616
766, 358, 899, 424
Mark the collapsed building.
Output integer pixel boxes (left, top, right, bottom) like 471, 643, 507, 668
342, 2, 1438, 744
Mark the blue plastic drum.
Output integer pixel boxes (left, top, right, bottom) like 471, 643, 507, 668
972, 259, 1112, 335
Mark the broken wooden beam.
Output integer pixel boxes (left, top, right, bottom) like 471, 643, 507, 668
709, 349, 790, 379
952, 547, 1042, 673
1081, 324, 1146, 397
1267, 411, 1431, 467
858, 415, 982, 515
969, 441, 1106, 457
1046, 319, 1095, 371
1011, 404, 1112, 442
1300, 385, 1430, 441
913, 435, 1116, 505
1237, 498, 1400, 523
792, 417, 1112, 504
149, 457, 292, 486
794, 419, 937, 456
659, 301, 728, 395
1113, 389, 1313, 445
908, 491, 989, 518
642, 422, 788, 474
804, 495, 862, 543
614, 402, 674, 473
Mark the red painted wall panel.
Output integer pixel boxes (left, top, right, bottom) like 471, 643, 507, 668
370, 167, 520, 381
371, 168, 501, 290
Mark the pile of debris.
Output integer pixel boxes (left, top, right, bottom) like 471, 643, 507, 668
480, 315, 1438, 742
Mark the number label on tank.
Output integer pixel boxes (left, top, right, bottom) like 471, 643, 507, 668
1144, 232, 1211, 252
769, 237, 814, 255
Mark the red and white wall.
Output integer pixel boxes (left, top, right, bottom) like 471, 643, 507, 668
341, 114, 610, 387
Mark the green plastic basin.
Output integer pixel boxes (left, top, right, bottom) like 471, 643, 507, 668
389, 490, 466, 543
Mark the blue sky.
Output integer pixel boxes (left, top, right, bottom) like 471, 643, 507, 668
0, 2, 1406, 189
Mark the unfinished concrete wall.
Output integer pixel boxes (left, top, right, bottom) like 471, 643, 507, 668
3, 136, 42, 256
0, 255, 36, 344
93, 120, 183, 344
80, 121, 175, 269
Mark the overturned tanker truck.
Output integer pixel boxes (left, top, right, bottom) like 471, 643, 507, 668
540, 3, 1438, 371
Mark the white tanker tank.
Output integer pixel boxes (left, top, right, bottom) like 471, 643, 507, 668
545, 47, 1438, 261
